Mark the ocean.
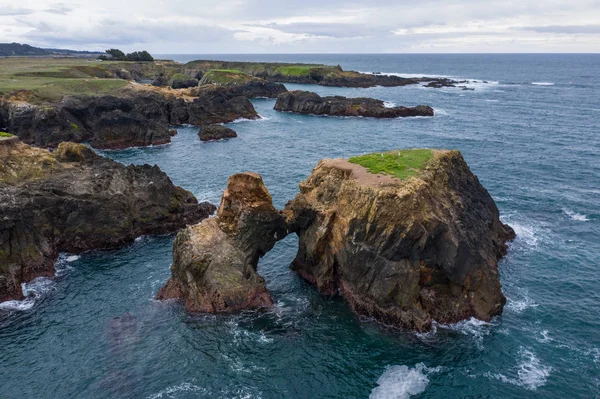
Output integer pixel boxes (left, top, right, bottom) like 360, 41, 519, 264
1, 54, 599, 398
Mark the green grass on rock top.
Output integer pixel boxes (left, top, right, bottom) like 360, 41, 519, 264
348, 149, 434, 180
0, 132, 15, 138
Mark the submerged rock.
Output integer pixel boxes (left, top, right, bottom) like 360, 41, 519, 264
198, 125, 237, 141
157, 173, 287, 313
274, 91, 434, 118
284, 150, 515, 331
0, 139, 216, 302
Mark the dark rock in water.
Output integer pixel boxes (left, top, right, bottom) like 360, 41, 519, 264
274, 91, 434, 118
184, 85, 259, 125
157, 173, 286, 313
283, 150, 515, 331
425, 80, 456, 88
168, 129, 177, 137
0, 139, 216, 302
198, 125, 237, 141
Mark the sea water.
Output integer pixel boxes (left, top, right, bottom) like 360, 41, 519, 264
0, 54, 599, 398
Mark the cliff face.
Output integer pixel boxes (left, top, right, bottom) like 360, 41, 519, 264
274, 91, 434, 118
0, 138, 216, 301
157, 173, 287, 313
284, 151, 515, 331
0, 86, 258, 149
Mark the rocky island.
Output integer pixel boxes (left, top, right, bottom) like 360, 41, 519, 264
158, 149, 514, 331
274, 91, 434, 118
198, 124, 237, 141
0, 136, 216, 302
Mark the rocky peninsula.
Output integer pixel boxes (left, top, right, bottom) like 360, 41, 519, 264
158, 149, 514, 331
0, 137, 215, 302
274, 91, 434, 118
184, 60, 459, 88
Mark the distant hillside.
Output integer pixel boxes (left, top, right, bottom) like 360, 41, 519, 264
0, 42, 102, 57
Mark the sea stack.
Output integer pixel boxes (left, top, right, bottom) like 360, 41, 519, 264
157, 173, 287, 312
283, 149, 515, 331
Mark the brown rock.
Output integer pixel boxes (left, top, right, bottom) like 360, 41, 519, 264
157, 173, 287, 312
284, 150, 515, 331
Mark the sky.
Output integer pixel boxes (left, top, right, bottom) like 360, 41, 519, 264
1, 0, 599, 53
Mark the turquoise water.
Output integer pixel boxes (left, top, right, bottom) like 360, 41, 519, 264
1, 54, 599, 398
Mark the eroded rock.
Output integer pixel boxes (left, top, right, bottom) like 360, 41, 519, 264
157, 173, 287, 312
198, 125, 237, 141
283, 150, 515, 331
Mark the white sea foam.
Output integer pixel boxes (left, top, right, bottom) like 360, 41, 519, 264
438, 317, 491, 350
147, 382, 206, 398
486, 348, 551, 391
506, 295, 539, 313
508, 221, 539, 249
65, 255, 80, 262
369, 363, 442, 399
383, 101, 396, 108
563, 208, 590, 221
536, 330, 553, 344
532, 82, 555, 86
0, 277, 55, 311
433, 108, 449, 116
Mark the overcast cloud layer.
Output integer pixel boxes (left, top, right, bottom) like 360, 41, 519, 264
1, 0, 599, 53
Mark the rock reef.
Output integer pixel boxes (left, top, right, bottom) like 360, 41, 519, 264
0, 138, 216, 302
157, 173, 286, 312
274, 91, 434, 118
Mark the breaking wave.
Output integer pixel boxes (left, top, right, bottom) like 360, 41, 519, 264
370, 363, 442, 399
486, 348, 552, 391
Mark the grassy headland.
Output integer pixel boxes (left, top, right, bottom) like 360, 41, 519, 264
348, 149, 434, 180
0, 58, 180, 104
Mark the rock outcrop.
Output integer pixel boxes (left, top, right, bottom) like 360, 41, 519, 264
283, 150, 515, 331
0, 138, 216, 302
0, 86, 258, 149
198, 70, 287, 98
198, 125, 237, 141
157, 173, 287, 313
274, 91, 434, 118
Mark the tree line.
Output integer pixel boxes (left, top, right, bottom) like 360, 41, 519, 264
98, 49, 154, 62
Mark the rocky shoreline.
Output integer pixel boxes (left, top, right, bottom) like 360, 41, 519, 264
0, 137, 215, 301
157, 149, 514, 331
274, 91, 434, 118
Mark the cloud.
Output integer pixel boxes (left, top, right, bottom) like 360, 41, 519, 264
3, 0, 600, 52
255, 22, 391, 38
518, 25, 600, 34
0, 6, 34, 16
44, 3, 76, 15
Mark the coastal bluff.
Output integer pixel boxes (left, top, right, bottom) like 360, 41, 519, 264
158, 149, 515, 331
0, 138, 215, 302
